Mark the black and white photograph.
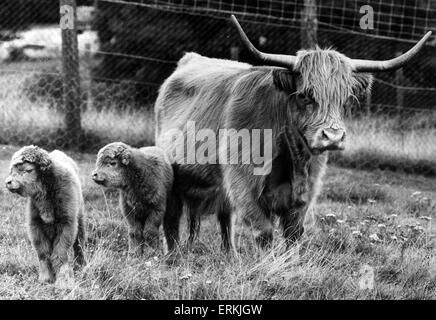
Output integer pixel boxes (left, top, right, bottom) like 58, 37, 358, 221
0, 0, 434, 304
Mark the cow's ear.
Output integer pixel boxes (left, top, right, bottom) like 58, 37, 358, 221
352, 73, 373, 100
119, 148, 131, 166
272, 69, 297, 94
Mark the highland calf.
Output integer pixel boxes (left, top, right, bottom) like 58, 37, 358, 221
92, 142, 173, 255
5, 146, 86, 286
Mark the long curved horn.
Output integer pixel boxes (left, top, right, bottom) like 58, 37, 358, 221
230, 15, 296, 69
351, 31, 432, 72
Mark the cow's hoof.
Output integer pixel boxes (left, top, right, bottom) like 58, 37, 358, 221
55, 265, 75, 289
164, 251, 181, 266
255, 231, 273, 249
38, 272, 55, 284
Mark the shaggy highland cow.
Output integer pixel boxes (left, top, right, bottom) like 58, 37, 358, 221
155, 15, 431, 253
5, 146, 86, 286
92, 142, 173, 255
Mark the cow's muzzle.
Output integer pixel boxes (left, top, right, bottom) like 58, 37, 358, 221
312, 127, 346, 153
92, 171, 106, 186
5, 177, 22, 194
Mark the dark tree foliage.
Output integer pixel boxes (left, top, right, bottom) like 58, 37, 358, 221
93, 0, 436, 107
0, 0, 58, 30
92, 0, 301, 103
0, 0, 93, 30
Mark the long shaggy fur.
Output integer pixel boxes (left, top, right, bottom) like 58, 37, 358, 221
155, 50, 373, 252
6, 145, 86, 284
94, 142, 173, 255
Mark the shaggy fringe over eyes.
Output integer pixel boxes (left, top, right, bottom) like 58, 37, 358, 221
11, 145, 52, 171
97, 142, 131, 165
294, 47, 358, 120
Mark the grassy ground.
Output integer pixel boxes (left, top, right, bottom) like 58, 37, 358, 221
0, 61, 435, 299
0, 144, 434, 299
0, 65, 154, 150
332, 112, 436, 176
1, 62, 436, 177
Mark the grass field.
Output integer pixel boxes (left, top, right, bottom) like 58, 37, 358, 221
0, 144, 434, 299
0, 61, 435, 299
1, 62, 436, 176
0, 65, 155, 150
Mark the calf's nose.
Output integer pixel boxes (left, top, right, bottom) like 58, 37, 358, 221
5, 177, 12, 187
92, 171, 98, 180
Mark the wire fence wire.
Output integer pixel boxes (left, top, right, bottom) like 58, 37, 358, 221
0, 0, 435, 176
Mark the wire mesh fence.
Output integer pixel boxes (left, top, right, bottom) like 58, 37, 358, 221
0, 0, 435, 175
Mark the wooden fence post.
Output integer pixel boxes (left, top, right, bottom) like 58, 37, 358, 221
60, 0, 82, 145
230, 45, 239, 60
301, 0, 318, 48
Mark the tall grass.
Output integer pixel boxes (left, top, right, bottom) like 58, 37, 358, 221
0, 159, 434, 299
0, 70, 154, 150
0, 68, 435, 175
332, 113, 436, 176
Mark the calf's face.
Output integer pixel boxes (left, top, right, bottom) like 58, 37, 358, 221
5, 162, 40, 197
92, 156, 127, 189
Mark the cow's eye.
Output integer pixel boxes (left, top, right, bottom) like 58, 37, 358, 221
25, 168, 33, 173
109, 161, 117, 166
296, 92, 314, 106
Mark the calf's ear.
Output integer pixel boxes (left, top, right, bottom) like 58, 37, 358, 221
120, 149, 131, 166
352, 73, 373, 100
36, 152, 52, 172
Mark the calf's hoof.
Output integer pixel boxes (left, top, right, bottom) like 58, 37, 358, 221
255, 231, 273, 249
38, 272, 55, 284
55, 264, 75, 289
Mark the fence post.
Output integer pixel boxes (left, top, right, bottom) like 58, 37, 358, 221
230, 45, 239, 60
60, 0, 82, 145
301, 0, 318, 48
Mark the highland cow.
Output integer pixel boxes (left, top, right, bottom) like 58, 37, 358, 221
5, 146, 86, 286
155, 15, 431, 253
92, 142, 173, 255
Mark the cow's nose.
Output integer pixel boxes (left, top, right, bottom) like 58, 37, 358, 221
322, 128, 346, 144
92, 171, 105, 185
312, 127, 346, 152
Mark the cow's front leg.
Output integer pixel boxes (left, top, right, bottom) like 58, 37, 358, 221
236, 196, 274, 249
125, 212, 146, 257
29, 221, 55, 283
281, 173, 309, 245
143, 207, 164, 253
51, 221, 77, 288
217, 199, 236, 254
225, 168, 274, 249
281, 205, 306, 245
